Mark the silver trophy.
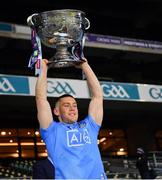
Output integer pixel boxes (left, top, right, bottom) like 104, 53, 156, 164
27, 9, 90, 68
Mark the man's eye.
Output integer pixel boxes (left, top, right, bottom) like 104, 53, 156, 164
64, 104, 69, 107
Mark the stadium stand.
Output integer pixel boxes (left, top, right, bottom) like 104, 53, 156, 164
0, 159, 35, 179
1, 155, 162, 179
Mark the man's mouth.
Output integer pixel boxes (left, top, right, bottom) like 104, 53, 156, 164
69, 113, 75, 117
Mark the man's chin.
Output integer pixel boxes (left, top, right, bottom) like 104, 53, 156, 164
68, 118, 77, 123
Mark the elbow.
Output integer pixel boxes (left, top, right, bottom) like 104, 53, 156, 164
97, 87, 104, 99
36, 96, 47, 104
94, 92, 103, 101
92, 88, 103, 100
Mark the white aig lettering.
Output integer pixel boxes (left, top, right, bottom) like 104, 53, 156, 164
67, 129, 91, 147
71, 133, 79, 143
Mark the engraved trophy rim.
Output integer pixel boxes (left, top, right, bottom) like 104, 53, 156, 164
41, 9, 86, 15
27, 9, 90, 68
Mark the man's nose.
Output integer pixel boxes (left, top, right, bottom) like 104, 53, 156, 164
69, 105, 75, 110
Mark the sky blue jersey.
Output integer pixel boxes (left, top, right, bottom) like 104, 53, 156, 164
40, 115, 107, 179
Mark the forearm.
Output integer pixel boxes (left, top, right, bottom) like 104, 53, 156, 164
35, 60, 53, 128
82, 62, 103, 99
81, 62, 103, 125
35, 63, 48, 100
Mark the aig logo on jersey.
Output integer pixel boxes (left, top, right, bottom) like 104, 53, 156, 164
67, 129, 91, 147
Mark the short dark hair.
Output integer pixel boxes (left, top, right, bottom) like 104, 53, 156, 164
55, 94, 75, 107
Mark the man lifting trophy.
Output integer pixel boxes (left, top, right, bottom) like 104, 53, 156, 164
27, 9, 90, 75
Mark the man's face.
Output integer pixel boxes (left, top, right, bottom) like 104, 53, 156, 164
54, 96, 78, 123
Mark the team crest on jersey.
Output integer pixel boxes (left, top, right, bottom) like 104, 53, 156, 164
67, 128, 91, 147
78, 121, 86, 128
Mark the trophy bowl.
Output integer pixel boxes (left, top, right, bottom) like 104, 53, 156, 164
27, 9, 90, 68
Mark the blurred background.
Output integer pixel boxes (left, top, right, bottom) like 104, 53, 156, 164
0, 0, 162, 178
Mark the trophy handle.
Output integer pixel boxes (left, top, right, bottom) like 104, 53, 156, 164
27, 13, 39, 26
84, 18, 90, 30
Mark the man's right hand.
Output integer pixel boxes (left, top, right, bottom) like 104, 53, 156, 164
74, 57, 88, 69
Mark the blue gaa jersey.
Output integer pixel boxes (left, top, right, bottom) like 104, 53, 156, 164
40, 115, 107, 179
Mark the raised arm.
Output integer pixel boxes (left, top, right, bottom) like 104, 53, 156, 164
80, 59, 103, 125
35, 59, 53, 129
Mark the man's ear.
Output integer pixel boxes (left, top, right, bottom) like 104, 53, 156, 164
53, 107, 59, 116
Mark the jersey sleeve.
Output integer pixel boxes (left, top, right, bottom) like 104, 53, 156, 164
84, 115, 101, 134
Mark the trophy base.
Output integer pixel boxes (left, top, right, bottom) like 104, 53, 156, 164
48, 58, 84, 68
